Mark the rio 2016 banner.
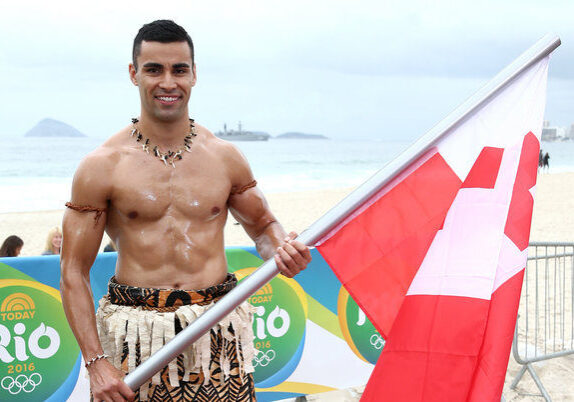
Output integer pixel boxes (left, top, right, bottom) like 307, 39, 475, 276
0, 248, 382, 401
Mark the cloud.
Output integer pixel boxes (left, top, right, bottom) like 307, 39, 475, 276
0, 0, 572, 139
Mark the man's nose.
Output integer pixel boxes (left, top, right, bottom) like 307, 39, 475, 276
159, 73, 177, 90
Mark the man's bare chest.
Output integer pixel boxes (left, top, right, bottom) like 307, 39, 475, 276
108, 154, 231, 222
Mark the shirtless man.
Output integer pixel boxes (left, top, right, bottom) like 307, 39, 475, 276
60, 20, 311, 401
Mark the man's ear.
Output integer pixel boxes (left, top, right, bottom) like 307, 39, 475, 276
129, 63, 138, 86
191, 64, 197, 87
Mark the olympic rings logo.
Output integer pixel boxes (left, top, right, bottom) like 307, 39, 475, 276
253, 349, 276, 367
370, 334, 385, 350
1, 373, 42, 395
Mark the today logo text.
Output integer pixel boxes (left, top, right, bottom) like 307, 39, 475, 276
1, 311, 36, 321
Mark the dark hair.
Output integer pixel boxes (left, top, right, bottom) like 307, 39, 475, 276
0, 235, 23, 257
132, 20, 194, 70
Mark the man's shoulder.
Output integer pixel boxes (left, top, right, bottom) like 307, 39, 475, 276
196, 123, 244, 160
195, 124, 253, 185
79, 144, 117, 173
75, 128, 129, 177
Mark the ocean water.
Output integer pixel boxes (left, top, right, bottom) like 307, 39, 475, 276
0, 137, 573, 213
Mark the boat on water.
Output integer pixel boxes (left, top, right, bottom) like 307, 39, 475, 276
215, 122, 270, 141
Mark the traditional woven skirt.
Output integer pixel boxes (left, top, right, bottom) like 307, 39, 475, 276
95, 273, 257, 401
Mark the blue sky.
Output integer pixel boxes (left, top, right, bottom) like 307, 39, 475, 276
1, 0, 572, 140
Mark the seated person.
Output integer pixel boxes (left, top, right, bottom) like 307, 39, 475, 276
42, 227, 63, 255
0, 235, 24, 257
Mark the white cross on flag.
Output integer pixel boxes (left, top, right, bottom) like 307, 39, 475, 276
316, 54, 550, 400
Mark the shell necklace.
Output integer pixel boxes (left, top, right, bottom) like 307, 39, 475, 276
130, 117, 197, 168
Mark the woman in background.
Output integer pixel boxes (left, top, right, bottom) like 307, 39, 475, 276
42, 227, 62, 255
0, 235, 24, 257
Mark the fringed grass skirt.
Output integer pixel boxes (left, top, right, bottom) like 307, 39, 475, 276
95, 273, 257, 401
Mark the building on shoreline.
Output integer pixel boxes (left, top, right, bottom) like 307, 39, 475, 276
215, 122, 270, 141
542, 120, 570, 142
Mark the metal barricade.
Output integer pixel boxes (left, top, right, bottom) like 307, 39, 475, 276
511, 242, 574, 401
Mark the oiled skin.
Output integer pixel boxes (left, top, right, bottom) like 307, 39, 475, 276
60, 40, 311, 402
81, 123, 278, 290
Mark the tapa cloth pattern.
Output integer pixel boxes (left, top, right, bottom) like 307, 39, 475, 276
95, 273, 257, 401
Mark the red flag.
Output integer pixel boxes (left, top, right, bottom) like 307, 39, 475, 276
316, 56, 549, 401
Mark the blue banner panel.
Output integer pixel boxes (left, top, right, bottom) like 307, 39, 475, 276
1, 248, 381, 401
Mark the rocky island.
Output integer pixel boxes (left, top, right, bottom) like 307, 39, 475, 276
25, 118, 87, 138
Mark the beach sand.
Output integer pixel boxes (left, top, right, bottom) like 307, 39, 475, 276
1, 172, 572, 400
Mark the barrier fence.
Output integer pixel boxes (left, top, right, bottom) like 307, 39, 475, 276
511, 242, 574, 401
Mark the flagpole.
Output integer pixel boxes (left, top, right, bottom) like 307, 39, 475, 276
123, 33, 560, 390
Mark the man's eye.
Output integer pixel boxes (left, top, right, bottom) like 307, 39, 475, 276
175, 69, 187, 74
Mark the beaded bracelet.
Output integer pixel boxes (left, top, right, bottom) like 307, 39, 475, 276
85, 353, 109, 368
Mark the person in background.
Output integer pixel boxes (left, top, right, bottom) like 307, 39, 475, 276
42, 227, 63, 255
0, 235, 24, 257
543, 151, 550, 172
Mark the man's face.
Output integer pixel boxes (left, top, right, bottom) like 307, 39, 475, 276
129, 41, 196, 122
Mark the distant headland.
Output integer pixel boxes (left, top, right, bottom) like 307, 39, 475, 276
275, 132, 328, 139
25, 118, 87, 138
215, 122, 327, 141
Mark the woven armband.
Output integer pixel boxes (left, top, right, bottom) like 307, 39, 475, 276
230, 180, 257, 195
65, 202, 107, 226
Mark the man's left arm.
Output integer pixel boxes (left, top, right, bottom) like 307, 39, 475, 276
223, 141, 311, 277
228, 185, 311, 277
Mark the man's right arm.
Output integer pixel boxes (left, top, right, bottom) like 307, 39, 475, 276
60, 152, 135, 401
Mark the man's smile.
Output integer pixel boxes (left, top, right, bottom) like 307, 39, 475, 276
155, 95, 180, 105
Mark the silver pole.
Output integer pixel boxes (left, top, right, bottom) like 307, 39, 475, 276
124, 33, 560, 390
